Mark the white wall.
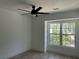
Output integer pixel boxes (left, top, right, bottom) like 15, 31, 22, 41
32, 9, 79, 57
0, 8, 32, 59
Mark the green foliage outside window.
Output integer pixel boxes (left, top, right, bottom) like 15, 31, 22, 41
50, 23, 75, 47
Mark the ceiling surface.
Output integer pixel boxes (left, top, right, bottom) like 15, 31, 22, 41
0, 0, 79, 13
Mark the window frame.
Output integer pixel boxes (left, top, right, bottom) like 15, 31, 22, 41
48, 21, 76, 48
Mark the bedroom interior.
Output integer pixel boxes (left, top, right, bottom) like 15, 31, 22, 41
0, 0, 79, 59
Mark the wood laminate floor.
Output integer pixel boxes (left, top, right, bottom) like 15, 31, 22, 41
10, 50, 78, 59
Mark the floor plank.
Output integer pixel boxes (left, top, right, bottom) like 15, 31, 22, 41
10, 50, 78, 59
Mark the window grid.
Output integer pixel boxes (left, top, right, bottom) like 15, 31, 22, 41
49, 22, 75, 47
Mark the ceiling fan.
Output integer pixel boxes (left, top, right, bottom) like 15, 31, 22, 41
18, 5, 50, 17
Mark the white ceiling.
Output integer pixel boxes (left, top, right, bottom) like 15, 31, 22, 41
0, 0, 79, 12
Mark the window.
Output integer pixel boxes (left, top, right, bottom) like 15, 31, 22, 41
49, 22, 75, 47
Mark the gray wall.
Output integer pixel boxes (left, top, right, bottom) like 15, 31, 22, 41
32, 17, 44, 51
0, 8, 32, 59
32, 9, 79, 57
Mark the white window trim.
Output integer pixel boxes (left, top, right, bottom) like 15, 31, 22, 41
47, 18, 77, 48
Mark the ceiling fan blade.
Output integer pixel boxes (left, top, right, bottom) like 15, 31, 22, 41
18, 9, 30, 12
21, 13, 30, 15
35, 7, 42, 12
37, 12, 50, 14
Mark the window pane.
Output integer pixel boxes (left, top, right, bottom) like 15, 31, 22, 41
50, 29, 60, 34
50, 23, 60, 29
50, 34, 60, 45
49, 22, 75, 47
62, 35, 75, 47
50, 23, 60, 34
62, 28, 75, 34
62, 23, 75, 34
